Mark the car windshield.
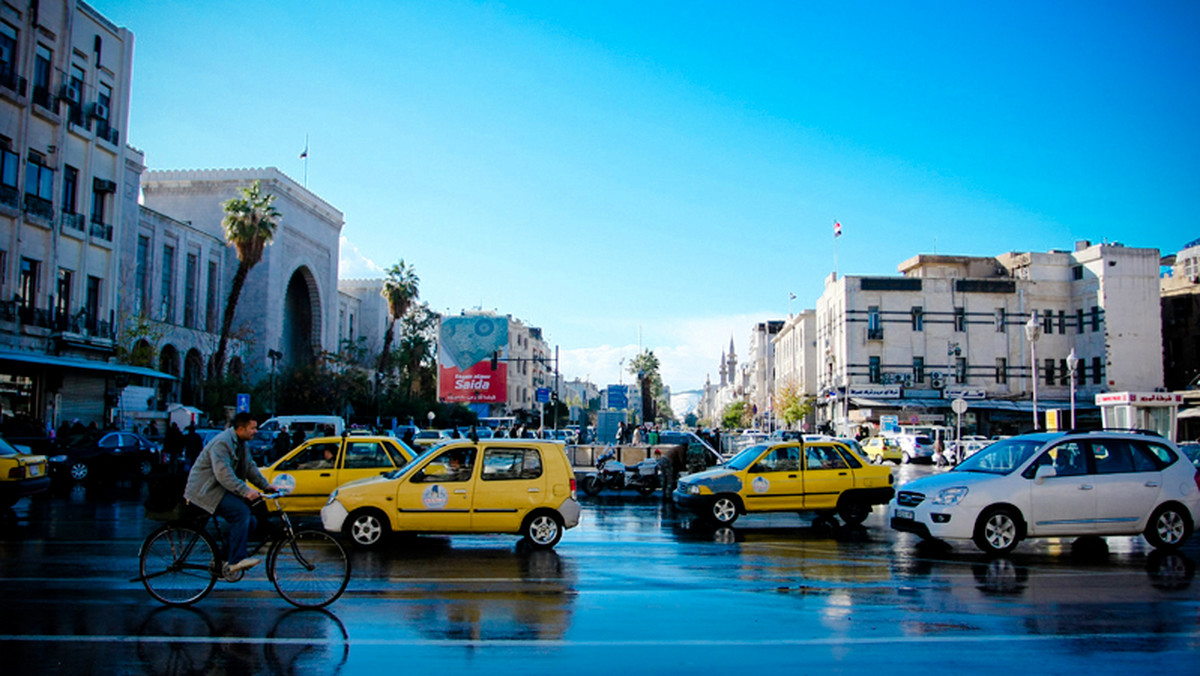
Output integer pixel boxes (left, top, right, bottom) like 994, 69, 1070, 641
954, 437, 1045, 475
725, 444, 769, 471
0, 437, 18, 456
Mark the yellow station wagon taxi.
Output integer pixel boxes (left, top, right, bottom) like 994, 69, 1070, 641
672, 440, 894, 526
0, 436, 50, 507
261, 436, 417, 514
321, 439, 581, 549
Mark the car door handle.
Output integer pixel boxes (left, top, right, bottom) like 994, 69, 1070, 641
527, 488, 540, 493
320, 473, 331, 477
1145, 481, 1160, 488
454, 489, 467, 495
1079, 484, 1093, 490
787, 474, 797, 478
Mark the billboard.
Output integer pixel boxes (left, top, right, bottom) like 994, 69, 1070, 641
438, 315, 508, 404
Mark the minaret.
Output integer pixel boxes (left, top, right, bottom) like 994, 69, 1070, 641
727, 337, 737, 379
719, 353, 727, 388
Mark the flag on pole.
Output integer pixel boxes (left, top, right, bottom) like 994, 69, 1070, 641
299, 145, 308, 159
834, 221, 842, 238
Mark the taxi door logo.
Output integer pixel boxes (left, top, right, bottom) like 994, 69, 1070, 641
422, 484, 449, 509
752, 476, 770, 494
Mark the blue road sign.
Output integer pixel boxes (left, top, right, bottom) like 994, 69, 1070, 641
236, 393, 250, 413
536, 387, 551, 404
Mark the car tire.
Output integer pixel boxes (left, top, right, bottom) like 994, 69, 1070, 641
870, 454, 882, 465
580, 475, 603, 496
902, 452, 912, 464
522, 511, 564, 549
1144, 504, 1193, 550
69, 461, 89, 481
973, 506, 1023, 555
347, 509, 389, 548
838, 499, 871, 526
139, 459, 154, 477
710, 495, 739, 525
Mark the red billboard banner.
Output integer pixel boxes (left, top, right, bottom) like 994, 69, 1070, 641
438, 315, 508, 403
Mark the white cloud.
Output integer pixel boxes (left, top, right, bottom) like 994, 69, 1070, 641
338, 236, 385, 278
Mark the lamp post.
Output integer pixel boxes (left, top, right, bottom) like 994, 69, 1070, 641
1066, 347, 1079, 429
1024, 311, 1042, 431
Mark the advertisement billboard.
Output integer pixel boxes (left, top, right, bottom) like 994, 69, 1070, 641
438, 315, 508, 403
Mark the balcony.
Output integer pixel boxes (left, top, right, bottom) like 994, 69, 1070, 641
31, 85, 53, 110
88, 219, 113, 241
23, 194, 54, 222
60, 212, 85, 235
0, 69, 26, 97
0, 300, 54, 330
867, 327, 884, 341
52, 310, 115, 340
0, 184, 17, 209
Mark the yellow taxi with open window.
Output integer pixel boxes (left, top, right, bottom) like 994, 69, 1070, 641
672, 439, 894, 526
260, 435, 417, 514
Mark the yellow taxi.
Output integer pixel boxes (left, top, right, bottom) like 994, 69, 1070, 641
862, 436, 904, 464
0, 436, 50, 507
321, 439, 580, 549
260, 436, 417, 514
672, 440, 894, 526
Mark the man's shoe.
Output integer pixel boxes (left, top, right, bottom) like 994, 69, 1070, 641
226, 557, 261, 574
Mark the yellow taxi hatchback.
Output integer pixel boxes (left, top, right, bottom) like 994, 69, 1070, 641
261, 436, 416, 514
321, 439, 581, 549
862, 436, 904, 464
672, 440, 894, 526
0, 436, 50, 507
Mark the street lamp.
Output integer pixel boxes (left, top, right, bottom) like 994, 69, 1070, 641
1024, 311, 1042, 431
1066, 347, 1079, 429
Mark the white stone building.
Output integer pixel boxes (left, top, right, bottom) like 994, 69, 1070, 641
747, 320, 783, 428
336, 277, 390, 359
815, 242, 1163, 437
772, 309, 818, 430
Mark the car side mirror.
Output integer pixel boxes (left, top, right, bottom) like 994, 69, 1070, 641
1034, 464, 1056, 483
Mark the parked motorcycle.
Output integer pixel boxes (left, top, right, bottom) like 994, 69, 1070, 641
581, 447, 660, 496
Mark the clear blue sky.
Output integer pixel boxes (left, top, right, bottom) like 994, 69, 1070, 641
97, 0, 1199, 396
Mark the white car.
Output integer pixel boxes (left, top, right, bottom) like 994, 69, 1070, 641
889, 431, 1200, 555
887, 433, 935, 463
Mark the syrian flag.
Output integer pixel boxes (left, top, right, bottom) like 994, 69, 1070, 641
834, 221, 842, 238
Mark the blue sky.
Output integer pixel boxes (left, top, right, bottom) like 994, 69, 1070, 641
97, 0, 1199, 396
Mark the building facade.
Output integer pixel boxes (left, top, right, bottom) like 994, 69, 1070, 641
815, 242, 1163, 437
1162, 240, 1200, 392
772, 309, 817, 430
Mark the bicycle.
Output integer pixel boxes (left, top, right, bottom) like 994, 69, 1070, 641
134, 489, 350, 608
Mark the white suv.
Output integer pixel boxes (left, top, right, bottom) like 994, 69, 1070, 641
889, 431, 1200, 555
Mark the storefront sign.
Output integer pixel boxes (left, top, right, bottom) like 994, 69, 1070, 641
1095, 392, 1183, 407
944, 386, 986, 400
847, 385, 901, 398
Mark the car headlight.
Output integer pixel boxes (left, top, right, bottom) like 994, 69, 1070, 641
686, 484, 701, 495
326, 490, 339, 505
931, 486, 968, 506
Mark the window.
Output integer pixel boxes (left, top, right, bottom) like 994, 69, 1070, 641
1037, 442, 1086, 476
135, 236, 149, 315
97, 82, 112, 119
1076, 359, 1086, 386
1044, 358, 1056, 386
18, 258, 38, 309
1042, 309, 1053, 334
1091, 306, 1101, 332
421, 447, 476, 483
954, 306, 965, 332
995, 307, 1006, 332
1075, 309, 1084, 334
206, 261, 218, 330
56, 268, 72, 318
1058, 310, 1066, 334
868, 356, 881, 383
1091, 440, 1137, 475
85, 276, 100, 331
25, 155, 54, 201
343, 442, 395, 470
278, 443, 340, 471
1072, 265, 1083, 280
0, 23, 15, 85
69, 65, 84, 102
1091, 357, 1103, 385
90, 188, 107, 225
32, 45, 51, 102
955, 357, 968, 384
0, 145, 17, 189
867, 306, 882, 339
482, 448, 543, 481
912, 357, 925, 384
805, 446, 847, 471
183, 252, 198, 328
1059, 359, 1069, 386
995, 357, 1007, 384
62, 166, 78, 214
160, 245, 175, 322
911, 306, 924, 331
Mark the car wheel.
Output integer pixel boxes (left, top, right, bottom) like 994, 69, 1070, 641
523, 512, 563, 549
902, 452, 912, 464
838, 499, 870, 526
348, 509, 389, 548
139, 459, 154, 477
69, 462, 89, 481
973, 506, 1022, 555
1144, 504, 1193, 550
580, 475, 603, 496
710, 495, 739, 525
870, 454, 882, 465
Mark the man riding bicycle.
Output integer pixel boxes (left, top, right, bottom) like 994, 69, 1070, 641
183, 412, 273, 575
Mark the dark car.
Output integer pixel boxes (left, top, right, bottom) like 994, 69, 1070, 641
48, 431, 161, 482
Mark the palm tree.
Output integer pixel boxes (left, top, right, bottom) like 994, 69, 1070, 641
211, 180, 281, 379
377, 260, 420, 376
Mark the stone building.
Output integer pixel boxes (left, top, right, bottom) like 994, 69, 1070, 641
1162, 240, 1200, 392
772, 309, 817, 430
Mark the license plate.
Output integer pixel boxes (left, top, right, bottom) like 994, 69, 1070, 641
897, 509, 914, 520
29, 465, 41, 477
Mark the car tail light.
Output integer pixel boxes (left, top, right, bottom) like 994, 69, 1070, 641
570, 477, 577, 497
9, 466, 26, 479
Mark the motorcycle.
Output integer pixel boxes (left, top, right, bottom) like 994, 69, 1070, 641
581, 446, 660, 497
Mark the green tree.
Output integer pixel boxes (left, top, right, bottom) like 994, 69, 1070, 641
627, 349, 675, 424
394, 302, 439, 399
721, 400, 752, 429
212, 180, 280, 378
378, 260, 420, 375
777, 382, 816, 429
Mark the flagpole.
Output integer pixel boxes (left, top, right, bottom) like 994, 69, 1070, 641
833, 220, 839, 279
301, 133, 309, 187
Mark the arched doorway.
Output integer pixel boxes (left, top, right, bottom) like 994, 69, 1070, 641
182, 349, 204, 406
158, 345, 180, 406
281, 268, 320, 369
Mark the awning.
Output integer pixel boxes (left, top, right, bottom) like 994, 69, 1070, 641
1177, 408, 1200, 420
0, 349, 177, 380
850, 396, 1095, 412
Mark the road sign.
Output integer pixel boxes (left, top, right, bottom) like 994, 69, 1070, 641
536, 387, 551, 404
236, 393, 250, 413
951, 398, 969, 415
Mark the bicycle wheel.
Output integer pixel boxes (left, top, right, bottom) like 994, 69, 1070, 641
268, 529, 350, 608
139, 524, 218, 606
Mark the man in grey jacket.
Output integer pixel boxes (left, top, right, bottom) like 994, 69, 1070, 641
184, 412, 273, 575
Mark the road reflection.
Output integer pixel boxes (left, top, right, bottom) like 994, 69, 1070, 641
350, 539, 577, 640
136, 605, 349, 675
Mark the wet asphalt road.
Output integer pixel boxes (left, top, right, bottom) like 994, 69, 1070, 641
2, 463, 1199, 675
